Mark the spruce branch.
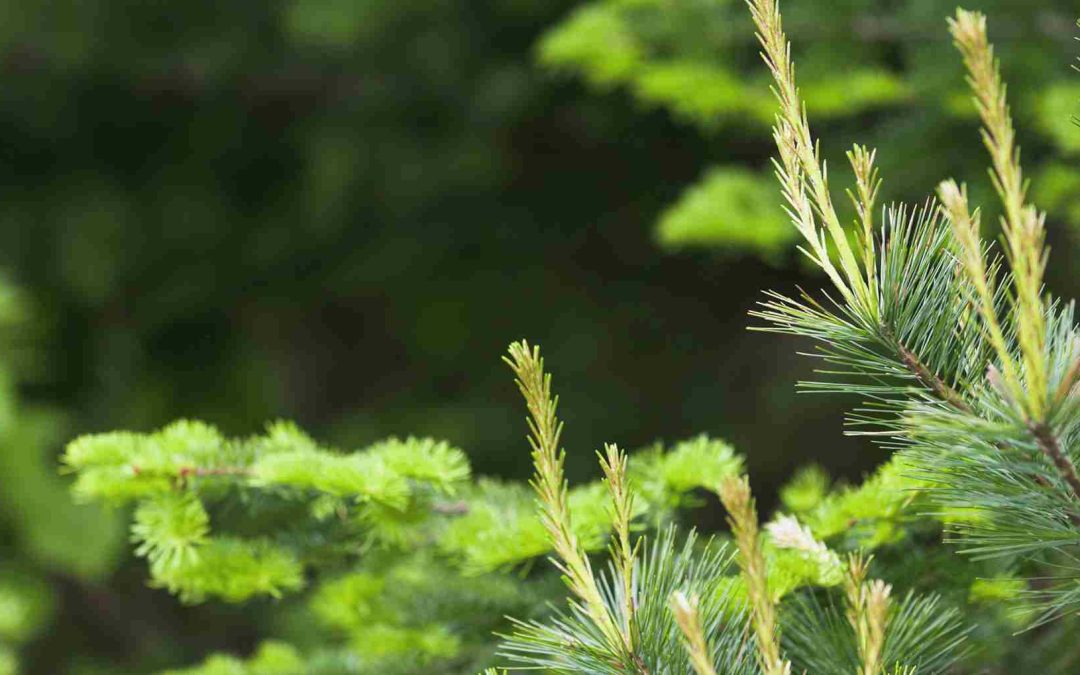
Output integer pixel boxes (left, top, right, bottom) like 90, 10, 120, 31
504, 340, 628, 655
718, 475, 790, 675
670, 592, 718, 675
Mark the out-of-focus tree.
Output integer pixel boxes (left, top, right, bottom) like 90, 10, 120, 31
539, 0, 1079, 262
0, 279, 124, 673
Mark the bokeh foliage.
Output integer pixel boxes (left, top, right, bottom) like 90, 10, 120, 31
540, 0, 1079, 259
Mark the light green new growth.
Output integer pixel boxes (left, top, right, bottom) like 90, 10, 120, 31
845, 554, 891, 675
747, 0, 872, 314
670, 591, 719, 675
159, 641, 304, 675
748, 0, 1080, 636
504, 340, 629, 654
719, 475, 790, 675
63, 389, 751, 672
499, 341, 965, 674
948, 10, 1050, 422
437, 436, 741, 575
600, 442, 638, 647
64, 420, 472, 602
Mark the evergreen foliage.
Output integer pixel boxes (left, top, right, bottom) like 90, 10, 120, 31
63, 410, 746, 670
49, 1, 1080, 673
497, 342, 967, 674
749, 0, 1080, 631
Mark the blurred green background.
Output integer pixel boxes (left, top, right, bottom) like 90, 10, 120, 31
0, 0, 1076, 671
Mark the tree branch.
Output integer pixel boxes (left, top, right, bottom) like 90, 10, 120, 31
1029, 423, 1080, 507
879, 325, 972, 414
894, 341, 973, 414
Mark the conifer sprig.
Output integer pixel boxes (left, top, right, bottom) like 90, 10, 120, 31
940, 9, 1080, 504
936, 179, 1023, 407
718, 475, 790, 675
747, 0, 873, 317
749, 0, 977, 417
669, 592, 718, 675
600, 442, 638, 646
504, 340, 628, 654
844, 555, 891, 675
847, 144, 882, 302
948, 10, 1050, 423
501, 525, 758, 675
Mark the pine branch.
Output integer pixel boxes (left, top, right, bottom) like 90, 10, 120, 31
670, 592, 718, 675
1029, 423, 1080, 507
719, 475, 790, 675
753, 202, 984, 423
949, 9, 1050, 422
747, 0, 1080, 633
501, 527, 757, 675
886, 325, 973, 414
748, 0, 872, 314
843, 555, 891, 675
748, 0, 982, 421
504, 340, 629, 655
942, 12, 1080, 507
600, 442, 639, 649
936, 180, 1024, 406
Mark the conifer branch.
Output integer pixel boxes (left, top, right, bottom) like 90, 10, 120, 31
949, 8, 1049, 421
888, 326, 974, 414
936, 180, 1025, 404
670, 592, 718, 675
600, 442, 638, 647
847, 145, 881, 302
940, 73, 1080, 513
718, 475, 790, 675
504, 340, 627, 654
844, 555, 891, 675
748, 0, 872, 315
1028, 423, 1080, 507
945, 9, 1080, 513
749, 0, 980, 408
